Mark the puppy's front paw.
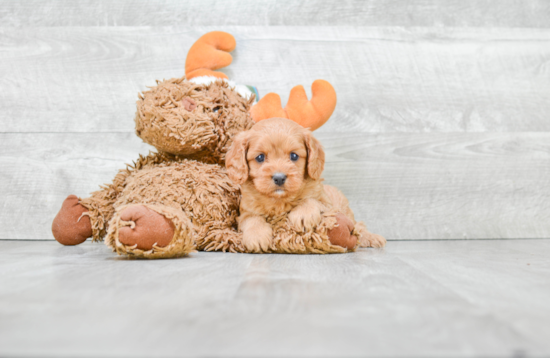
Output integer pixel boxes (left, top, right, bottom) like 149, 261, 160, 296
288, 205, 322, 232
242, 223, 273, 253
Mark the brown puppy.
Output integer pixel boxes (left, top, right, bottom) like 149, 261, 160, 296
226, 117, 386, 252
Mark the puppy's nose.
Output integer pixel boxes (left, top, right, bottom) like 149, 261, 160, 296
272, 173, 287, 186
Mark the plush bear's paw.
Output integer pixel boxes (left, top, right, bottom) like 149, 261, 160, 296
327, 213, 357, 250
118, 205, 175, 251
288, 204, 322, 233
52, 195, 92, 246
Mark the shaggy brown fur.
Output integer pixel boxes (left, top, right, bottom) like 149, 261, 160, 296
100, 153, 242, 258
52, 77, 363, 258
53, 78, 252, 258
52, 30, 375, 258
135, 77, 254, 164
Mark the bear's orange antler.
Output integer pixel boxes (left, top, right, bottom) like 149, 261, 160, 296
250, 80, 337, 131
185, 31, 236, 80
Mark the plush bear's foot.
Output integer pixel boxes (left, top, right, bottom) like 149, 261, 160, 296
118, 205, 175, 251
327, 213, 357, 250
52, 195, 92, 246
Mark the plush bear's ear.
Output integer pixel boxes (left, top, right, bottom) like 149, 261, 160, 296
185, 31, 236, 80
250, 80, 336, 131
303, 129, 325, 180
226, 131, 250, 185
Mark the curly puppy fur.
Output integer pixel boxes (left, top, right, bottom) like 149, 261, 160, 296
226, 117, 386, 253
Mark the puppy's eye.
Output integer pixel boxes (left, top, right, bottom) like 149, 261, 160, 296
255, 154, 265, 163
290, 152, 299, 161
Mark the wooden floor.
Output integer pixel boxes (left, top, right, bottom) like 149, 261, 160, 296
1, 1, 549, 357
1, 240, 549, 357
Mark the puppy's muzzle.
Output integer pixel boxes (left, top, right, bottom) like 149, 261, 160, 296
272, 173, 287, 186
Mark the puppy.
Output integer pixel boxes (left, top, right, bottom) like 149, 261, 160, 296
226, 117, 385, 252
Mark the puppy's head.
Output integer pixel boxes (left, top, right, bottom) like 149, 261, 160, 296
226, 117, 325, 198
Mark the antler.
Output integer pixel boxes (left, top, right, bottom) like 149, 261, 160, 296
185, 31, 236, 80
250, 80, 337, 131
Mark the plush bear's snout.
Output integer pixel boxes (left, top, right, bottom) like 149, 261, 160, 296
181, 97, 197, 111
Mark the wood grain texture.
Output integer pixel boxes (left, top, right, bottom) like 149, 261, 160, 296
0, 133, 153, 240
1, 132, 548, 240
1, 26, 549, 133
1, 2, 548, 357
319, 132, 550, 239
1, 240, 549, 356
1, 0, 549, 27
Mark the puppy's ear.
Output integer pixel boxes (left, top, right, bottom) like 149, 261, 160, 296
304, 130, 325, 180
226, 131, 249, 184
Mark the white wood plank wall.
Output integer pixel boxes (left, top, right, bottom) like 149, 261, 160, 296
1, 1, 549, 240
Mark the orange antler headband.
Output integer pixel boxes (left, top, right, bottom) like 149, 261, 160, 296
185, 31, 337, 131
185, 31, 236, 80
250, 80, 337, 131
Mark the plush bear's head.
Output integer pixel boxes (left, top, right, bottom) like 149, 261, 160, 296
134, 30, 335, 165
135, 77, 254, 165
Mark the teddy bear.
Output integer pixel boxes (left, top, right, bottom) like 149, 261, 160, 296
51, 31, 380, 258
